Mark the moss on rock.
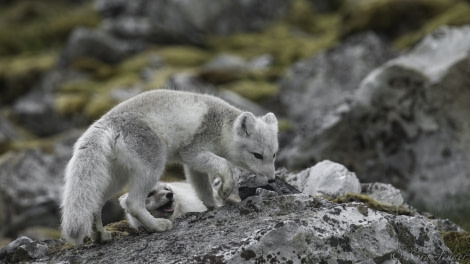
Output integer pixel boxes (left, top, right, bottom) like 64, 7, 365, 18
222, 80, 279, 102
340, 0, 455, 39
442, 231, 470, 264
332, 193, 413, 216
157, 46, 211, 67
0, 0, 100, 56
0, 53, 56, 104
394, 2, 470, 49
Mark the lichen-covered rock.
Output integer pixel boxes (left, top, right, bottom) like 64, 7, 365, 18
9, 194, 455, 263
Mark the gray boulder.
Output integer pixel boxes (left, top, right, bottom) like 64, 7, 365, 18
278, 32, 398, 168
278, 26, 470, 210
0, 115, 20, 151
362, 182, 405, 207
59, 27, 145, 66
0, 130, 124, 240
0, 132, 78, 238
3, 194, 455, 263
12, 91, 72, 137
95, 0, 293, 45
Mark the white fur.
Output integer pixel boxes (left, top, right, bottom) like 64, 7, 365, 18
61, 90, 278, 245
119, 182, 207, 229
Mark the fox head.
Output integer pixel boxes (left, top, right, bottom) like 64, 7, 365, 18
231, 112, 278, 183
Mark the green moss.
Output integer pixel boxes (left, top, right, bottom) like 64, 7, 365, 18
56, 74, 140, 120
70, 57, 115, 80
0, 53, 56, 104
222, 80, 278, 101
0, 0, 100, 55
209, 22, 339, 73
157, 46, 211, 67
332, 193, 413, 216
340, 0, 455, 38
442, 231, 470, 264
394, 2, 470, 49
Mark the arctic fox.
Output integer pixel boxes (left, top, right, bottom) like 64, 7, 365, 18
119, 182, 207, 229
61, 89, 278, 245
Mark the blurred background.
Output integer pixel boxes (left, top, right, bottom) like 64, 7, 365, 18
1, 0, 470, 246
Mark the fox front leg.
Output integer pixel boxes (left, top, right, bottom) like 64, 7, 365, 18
182, 151, 235, 202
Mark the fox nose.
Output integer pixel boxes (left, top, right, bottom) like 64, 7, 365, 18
166, 192, 173, 199
268, 179, 275, 183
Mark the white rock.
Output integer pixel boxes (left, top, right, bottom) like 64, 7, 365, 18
304, 160, 361, 197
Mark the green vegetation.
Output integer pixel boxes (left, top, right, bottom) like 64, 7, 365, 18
0, 53, 56, 104
442, 231, 470, 264
0, 0, 100, 56
394, 2, 470, 49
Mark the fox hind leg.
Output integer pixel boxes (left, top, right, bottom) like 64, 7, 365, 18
114, 116, 172, 232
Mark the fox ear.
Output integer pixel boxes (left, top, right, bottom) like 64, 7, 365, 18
262, 112, 278, 126
235, 112, 256, 137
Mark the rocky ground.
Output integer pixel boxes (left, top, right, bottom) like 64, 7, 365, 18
1, 0, 470, 263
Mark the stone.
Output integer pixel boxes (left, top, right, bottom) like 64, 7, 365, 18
297, 160, 361, 197
0, 130, 122, 239
278, 32, 398, 169
12, 91, 72, 137
0, 236, 49, 263
0, 115, 20, 152
95, 0, 293, 45
278, 26, 470, 211
362, 182, 405, 207
6, 194, 455, 263
59, 27, 145, 66
238, 172, 301, 200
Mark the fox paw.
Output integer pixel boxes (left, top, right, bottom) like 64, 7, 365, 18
152, 218, 172, 232
92, 230, 112, 244
218, 179, 235, 201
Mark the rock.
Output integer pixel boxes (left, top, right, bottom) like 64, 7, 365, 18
10, 194, 455, 263
238, 171, 301, 200
278, 26, 470, 211
0, 115, 21, 153
362, 182, 405, 207
0, 130, 123, 239
0, 133, 76, 238
59, 27, 145, 66
0, 236, 48, 263
278, 32, 398, 168
281, 160, 361, 197
199, 54, 249, 84
95, 0, 293, 45
12, 91, 72, 137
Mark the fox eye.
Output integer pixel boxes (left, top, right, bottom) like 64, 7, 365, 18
273, 153, 276, 158
147, 190, 156, 198
252, 152, 263, 160
163, 186, 170, 191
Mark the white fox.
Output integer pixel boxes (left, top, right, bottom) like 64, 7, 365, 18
61, 90, 278, 245
119, 181, 208, 229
